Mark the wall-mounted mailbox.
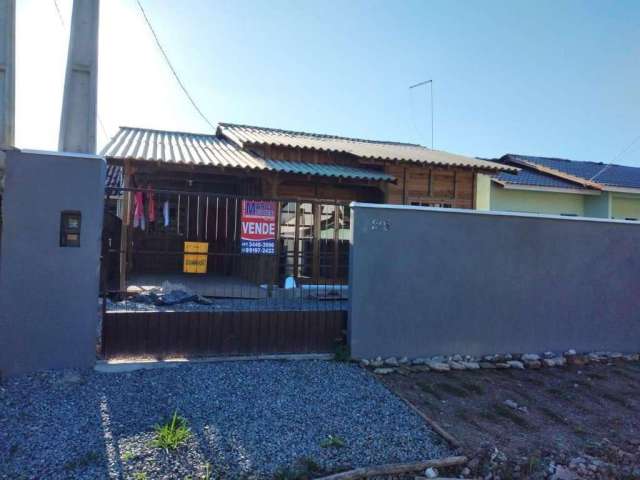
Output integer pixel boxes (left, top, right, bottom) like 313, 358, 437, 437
60, 211, 81, 247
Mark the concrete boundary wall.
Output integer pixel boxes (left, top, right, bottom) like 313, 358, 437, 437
0, 149, 105, 375
348, 203, 640, 359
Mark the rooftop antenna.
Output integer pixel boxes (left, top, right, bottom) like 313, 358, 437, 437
409, 79, 433, 149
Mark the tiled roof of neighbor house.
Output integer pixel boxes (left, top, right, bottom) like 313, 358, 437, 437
100, 127, 395, 182
499, 154, 640, 190
493, 157, 590, 190
218, 123, 516, 172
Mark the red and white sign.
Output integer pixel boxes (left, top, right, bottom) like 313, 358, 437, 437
240, 200, 277, 254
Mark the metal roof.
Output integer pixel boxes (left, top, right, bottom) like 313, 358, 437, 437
500, 154, 640, 190
218, 123, 516, 172
100, 127, 394, 182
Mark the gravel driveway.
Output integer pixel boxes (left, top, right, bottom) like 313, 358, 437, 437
0, 360, 449, 479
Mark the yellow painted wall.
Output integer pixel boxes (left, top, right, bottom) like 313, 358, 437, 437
475, 174, 491, 210
612, 195, 640, 220
490, 185, 586, 216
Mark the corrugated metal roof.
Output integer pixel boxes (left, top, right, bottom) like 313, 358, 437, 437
218, 123, 516, 172
501, 154, 640, 190
100, 127, 395, 182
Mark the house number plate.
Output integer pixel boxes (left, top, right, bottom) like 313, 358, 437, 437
370, 219, 391, 231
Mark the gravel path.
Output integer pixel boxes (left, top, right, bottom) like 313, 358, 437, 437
0, 360, 449, 479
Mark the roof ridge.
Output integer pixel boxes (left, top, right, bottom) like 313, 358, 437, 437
118, 125, 218, 138
218, 122, 424, 148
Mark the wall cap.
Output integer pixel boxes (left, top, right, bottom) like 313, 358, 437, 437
349, 202, 640, 225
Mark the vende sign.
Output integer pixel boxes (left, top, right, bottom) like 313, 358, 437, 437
240, 200, 277, 255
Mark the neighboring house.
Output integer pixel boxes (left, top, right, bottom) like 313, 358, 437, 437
477, 154, 640, 220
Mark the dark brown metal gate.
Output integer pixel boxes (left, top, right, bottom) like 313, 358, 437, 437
100, 187, 350, 360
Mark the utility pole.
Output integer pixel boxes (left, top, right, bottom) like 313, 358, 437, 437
409, 79, 433, 149
0, 0, 15, 148
59, 0, 99, 154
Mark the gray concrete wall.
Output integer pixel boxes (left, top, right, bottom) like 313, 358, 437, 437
0, 149, 105, 375
348, 203, 640, 359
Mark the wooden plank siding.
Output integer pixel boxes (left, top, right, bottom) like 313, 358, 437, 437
384, 164, 475, 208
101, 310, 347, 359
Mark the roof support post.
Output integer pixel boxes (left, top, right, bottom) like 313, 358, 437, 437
0, 0, 15, 148
58, 0, 99, 154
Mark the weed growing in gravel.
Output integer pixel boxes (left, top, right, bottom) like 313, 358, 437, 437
151, 411, 191, 451
122, 451, 135, 462
133, 472, 147, 480
201, 462, 212, 480
320, 434, 346, 448
333, 344, 350, 362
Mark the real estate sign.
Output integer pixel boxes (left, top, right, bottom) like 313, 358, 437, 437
240, 200, 277, 255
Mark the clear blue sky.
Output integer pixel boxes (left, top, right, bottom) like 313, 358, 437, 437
16, 0, 640, 165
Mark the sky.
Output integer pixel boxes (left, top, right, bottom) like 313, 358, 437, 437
15, 0, 640, 165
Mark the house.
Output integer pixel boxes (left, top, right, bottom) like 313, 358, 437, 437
100, 123, 514, 288
477, 154, 640, 220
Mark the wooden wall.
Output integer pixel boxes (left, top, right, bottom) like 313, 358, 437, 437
384, 164, 475, 208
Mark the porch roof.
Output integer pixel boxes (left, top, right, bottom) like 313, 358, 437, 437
100, 126, 395, 182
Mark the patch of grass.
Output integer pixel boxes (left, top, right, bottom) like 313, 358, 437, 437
121, 451, 135, 462
539, 406, 569, 426
434, 382, 470, 398
460, 381, 485, 395
417, 381, 443, 400
63, 451, 102, 471
151, 411, 191, 451
491, 403, 531, 429
320, 434, 346, 448
133, 473, 148, 480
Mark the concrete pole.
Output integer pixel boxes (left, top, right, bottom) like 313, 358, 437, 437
0, 0, 15, 149
58, 0, 99, 154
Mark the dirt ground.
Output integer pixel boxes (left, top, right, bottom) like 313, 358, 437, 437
380, 361, 640, 479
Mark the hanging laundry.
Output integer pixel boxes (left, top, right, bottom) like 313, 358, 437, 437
146, 187, 156, 223
133, 191, 146, 230
163, 200, 170, 227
